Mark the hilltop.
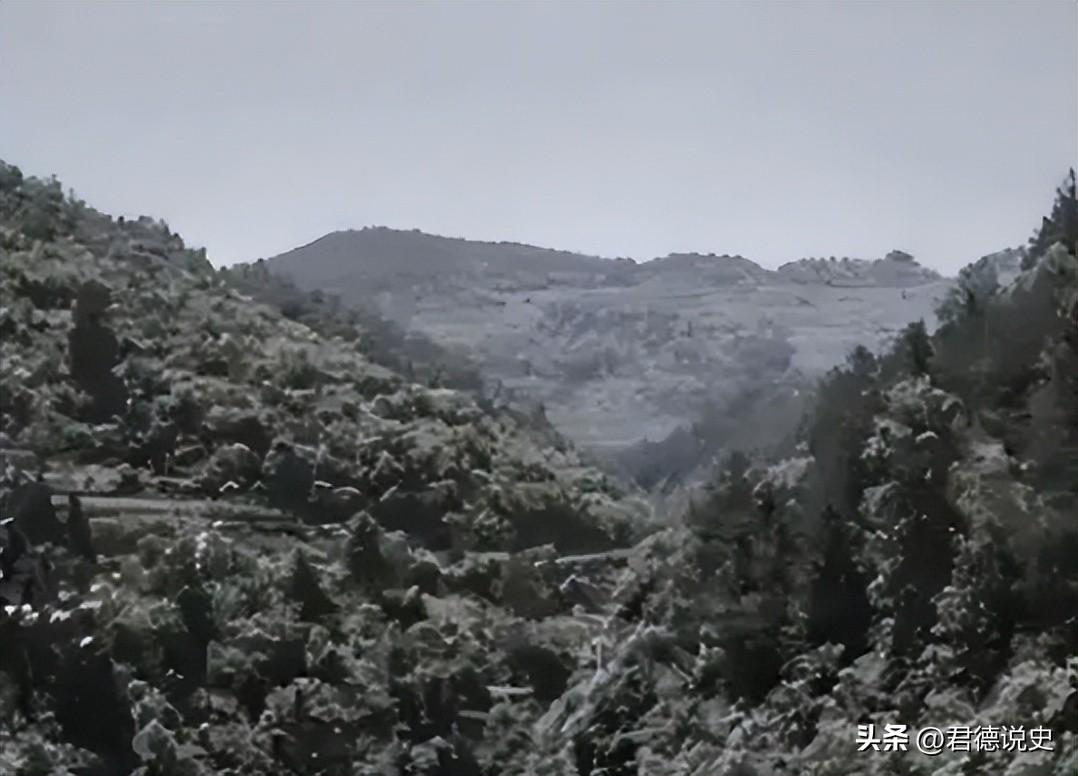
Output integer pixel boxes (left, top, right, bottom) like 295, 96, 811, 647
262, 227, 954, 482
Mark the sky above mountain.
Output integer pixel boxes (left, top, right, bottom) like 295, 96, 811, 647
2, 1, 1075, 273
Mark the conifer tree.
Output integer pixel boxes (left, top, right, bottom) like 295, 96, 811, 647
1026, 168, 1078, 268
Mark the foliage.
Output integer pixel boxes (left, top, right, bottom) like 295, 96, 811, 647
1, 160, 1076, 774
1027, 168, 1078, 267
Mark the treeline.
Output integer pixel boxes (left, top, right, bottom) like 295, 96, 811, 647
682, 169, 1078, 700
222, 260, 488, 396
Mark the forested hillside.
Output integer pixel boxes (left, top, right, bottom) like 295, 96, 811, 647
1, 163, 1075, 775
0, 161, 649, 774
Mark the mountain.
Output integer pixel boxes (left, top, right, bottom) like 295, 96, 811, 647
0, 161, 651, 773
263, 228, 954, 480
2, 159, 1075, 776
267, 226, 615, 290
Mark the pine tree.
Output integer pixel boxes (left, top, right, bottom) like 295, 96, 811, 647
1025, 168, 1078, 268
806, 507, 872, 657
899, 319, 934, 377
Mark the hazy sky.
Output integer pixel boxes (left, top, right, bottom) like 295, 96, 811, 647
2, 1, 1075, 273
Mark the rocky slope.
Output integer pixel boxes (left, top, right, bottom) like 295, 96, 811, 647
2, 161, 1075, 776
262, 230, 954, 462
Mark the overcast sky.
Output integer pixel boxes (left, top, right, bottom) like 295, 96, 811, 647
2, 1, 1075, 273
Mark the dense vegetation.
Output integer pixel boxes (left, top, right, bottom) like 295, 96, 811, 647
222, 261, 490, 399
1, 162, 1075, 775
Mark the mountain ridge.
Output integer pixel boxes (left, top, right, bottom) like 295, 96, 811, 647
261, 226, 956, 464
263, 224, 948, 284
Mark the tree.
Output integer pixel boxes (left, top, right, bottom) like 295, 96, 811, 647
899, 320, 934, 377
845, 344, 878, 379
1026, 168, 1078, 268
806, 506, 872, 657
804, 361, 882, 519
936, 257, 1000, 328
931, 533, 1018, 689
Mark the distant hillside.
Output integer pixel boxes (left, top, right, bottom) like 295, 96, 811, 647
776, 250, 943, 286
262, 227, 955, 482
265, 227, 943, 293
266, 227, 614, 291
